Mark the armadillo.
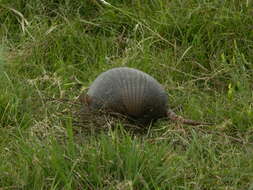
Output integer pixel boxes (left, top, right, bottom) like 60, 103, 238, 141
80, 67, 209, 126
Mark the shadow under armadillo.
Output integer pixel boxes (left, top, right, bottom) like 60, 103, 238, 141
74, 104, 151, 134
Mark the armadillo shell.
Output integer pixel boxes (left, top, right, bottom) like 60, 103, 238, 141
87, 67, 168, 121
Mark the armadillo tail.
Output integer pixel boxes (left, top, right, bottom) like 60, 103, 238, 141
167, 109, 212, 126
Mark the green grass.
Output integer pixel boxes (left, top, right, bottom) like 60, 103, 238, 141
1, 0, 253, 189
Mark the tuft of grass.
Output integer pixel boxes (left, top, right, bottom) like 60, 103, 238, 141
1, 0, 253, 189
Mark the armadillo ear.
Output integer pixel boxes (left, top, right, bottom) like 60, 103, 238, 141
78, 93, 88, 105
79, 87, 91, 105
78, 93, 92, 106
78, 93, 85, 104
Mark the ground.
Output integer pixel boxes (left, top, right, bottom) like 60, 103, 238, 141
0, 0, 253, 189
